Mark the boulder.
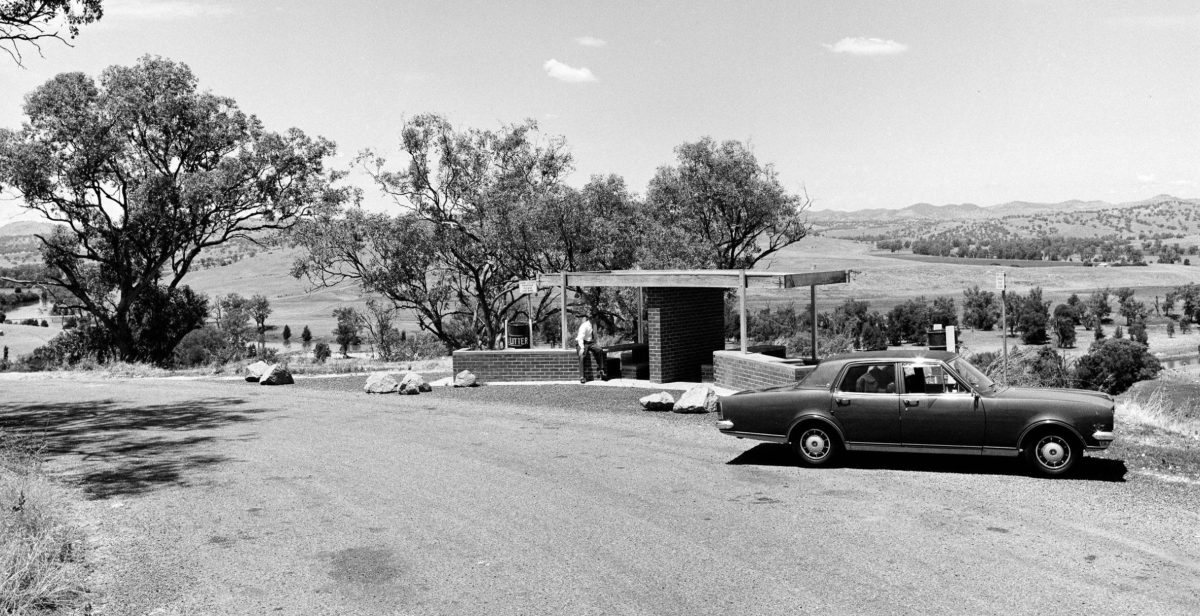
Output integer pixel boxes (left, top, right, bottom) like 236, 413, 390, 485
258, 364, 294, 386
244, 360, 271, 382
673, 385, 719, 414
399, 372, 430, 395
364, 372, 400, 394
453, 370, 477, 387
639, 392, 675, 412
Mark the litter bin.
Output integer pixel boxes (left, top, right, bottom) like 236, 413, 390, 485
506, 322, 531, 349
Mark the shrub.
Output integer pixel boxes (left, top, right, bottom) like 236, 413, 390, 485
39, 319, 48, 327
62, 317, 78, 330
282, 324, 292, 343
17, 327, 111, 371
1074, 338, 1162, 395
394, 332, 450, 361
172, 326, 226, 367
301, 325, 312, 343
20, 318, 37, 326
313, 342, 331, 363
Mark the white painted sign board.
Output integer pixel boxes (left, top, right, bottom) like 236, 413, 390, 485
518, 280, 539, 295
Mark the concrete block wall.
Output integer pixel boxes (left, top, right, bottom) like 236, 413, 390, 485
645, 287, 725, 383
453, 349, 598, 382
713, 350, 814, 392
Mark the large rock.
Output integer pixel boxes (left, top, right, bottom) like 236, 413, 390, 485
244, 360, 271, 382
453, 370, 477, 387
258, 364, 294, 386
364, 372, 401, 394
639, 392, 675, 412
399, 372, 430, 395
673, 385, 719, 414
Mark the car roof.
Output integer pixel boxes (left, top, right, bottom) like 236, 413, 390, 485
822, 350, 958, 364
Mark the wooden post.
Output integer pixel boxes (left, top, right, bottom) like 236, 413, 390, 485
560, 272, 569, 349
739, 269, 748, 353
810, 284, 818, 363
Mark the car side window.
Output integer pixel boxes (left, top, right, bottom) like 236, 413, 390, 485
838, 366, 870, 393
838, 364, 896, 394
902, 364, 963, 395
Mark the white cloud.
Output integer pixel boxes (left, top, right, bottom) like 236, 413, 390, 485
575, 36, 607, 47
823, 37, 909, 56
543, 59, 597, 83
1108, 14, 1200, 31
106, 0, 236, 20
1169, 179, 1196, 187
1137, 173, 1157, 183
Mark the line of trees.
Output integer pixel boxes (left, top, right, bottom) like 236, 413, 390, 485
0, 56, 813, 365
288, 117, 812, 351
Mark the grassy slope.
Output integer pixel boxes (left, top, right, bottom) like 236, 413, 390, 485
0, 323, 61, 359
761, 235, 1200, 310
184, 247, 422, 343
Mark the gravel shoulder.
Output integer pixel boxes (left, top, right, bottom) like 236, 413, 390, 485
3, 375, 1199, 615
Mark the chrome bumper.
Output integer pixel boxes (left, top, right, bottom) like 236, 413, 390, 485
1090, 430, 1115, 449
716, 420, 734, 430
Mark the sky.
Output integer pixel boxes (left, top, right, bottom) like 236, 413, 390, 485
2, 0, 1199, 224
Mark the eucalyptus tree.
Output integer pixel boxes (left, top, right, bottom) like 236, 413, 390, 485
644, 137, 810, 269
1, 0, 102, 65
0, 56, 346, 363
293, 114, 583, 349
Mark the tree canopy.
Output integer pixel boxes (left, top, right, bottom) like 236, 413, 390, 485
644, 137, 810, 269
0, 56, 346, 362
1, 0, 102, 65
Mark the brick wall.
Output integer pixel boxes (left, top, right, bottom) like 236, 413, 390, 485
645, 287, 725, 383
452, 349, 598, 382
713, 350, 815, 392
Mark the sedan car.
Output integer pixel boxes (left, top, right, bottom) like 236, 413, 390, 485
715, 350, 1115, 477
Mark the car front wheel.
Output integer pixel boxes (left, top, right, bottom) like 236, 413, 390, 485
1024, 430, 1078, 477
792, 423, 840, 467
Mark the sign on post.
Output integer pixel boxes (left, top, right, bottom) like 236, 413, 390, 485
518, 280, 539, 295
995, 272, 1006, 290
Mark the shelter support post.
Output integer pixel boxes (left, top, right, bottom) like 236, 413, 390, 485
739, 269, 748, 353
561, 272, 569, 349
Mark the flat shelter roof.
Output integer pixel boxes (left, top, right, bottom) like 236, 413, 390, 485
537, 269, 849, 289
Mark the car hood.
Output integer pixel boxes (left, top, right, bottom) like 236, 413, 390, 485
991, 386, 1113, 406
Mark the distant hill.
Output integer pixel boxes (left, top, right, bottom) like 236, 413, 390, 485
810, 195, 1198, 223
0, 221, 57, 237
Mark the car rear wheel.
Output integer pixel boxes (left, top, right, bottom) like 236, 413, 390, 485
1024, 430, 1078, 477
792, 423, 840, 467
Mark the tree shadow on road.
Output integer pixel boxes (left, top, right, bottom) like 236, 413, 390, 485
0, 397, 270, 499
727, 443, 1128, 482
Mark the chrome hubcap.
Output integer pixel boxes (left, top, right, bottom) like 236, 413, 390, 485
802, 430, 828, 459
1037, 436, 1069, 468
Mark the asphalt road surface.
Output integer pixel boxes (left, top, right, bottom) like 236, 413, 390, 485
3, 375, 1198, 615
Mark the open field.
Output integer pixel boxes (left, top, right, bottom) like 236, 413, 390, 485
1, 374, 1197, 614
0, 322, 61, 358
755, 235, 1200, 312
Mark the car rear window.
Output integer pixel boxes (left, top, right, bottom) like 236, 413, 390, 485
799, 362, 841, 390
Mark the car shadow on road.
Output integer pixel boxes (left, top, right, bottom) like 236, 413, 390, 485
0, 397, 270, 499
727, 443, 1128, 482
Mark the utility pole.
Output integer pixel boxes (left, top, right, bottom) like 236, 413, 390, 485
997, 271, 1007, 386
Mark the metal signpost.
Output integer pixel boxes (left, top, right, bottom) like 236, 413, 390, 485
518, 280, 538, 345
997, 271, 1007, 385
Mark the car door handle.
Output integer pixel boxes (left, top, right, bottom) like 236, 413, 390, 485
903, 399, 920, 407
835, 397, 852, 406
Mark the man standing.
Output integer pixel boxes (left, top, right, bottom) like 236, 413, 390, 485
576, 310, 607, 383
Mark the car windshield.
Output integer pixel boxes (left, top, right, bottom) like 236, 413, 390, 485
949, 356, 997, 392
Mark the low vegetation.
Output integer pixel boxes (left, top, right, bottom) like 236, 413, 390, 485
0, 431, 89, 614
